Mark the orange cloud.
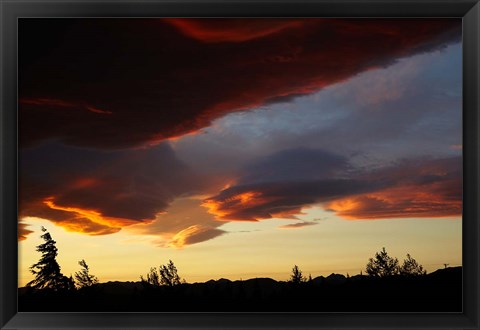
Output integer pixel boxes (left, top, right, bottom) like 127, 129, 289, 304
44, 197, 137, 228
203, 153, 462, 222
20, 201, 123, 236
168, 225, 226, 249
48, 217, 122, 236
19, 143, 207, 238
23, 197, 144, 236
202, 191, 283, 221
326, 180, 461, 219
18, 222, 34, 241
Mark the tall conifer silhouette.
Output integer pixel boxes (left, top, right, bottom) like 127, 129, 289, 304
27, 227, 74, 291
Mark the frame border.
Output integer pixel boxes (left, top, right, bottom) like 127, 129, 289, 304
1, 1, 479, 329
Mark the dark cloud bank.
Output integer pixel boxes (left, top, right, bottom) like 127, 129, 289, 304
19, 143, 206, 235
19, 18, 461, 149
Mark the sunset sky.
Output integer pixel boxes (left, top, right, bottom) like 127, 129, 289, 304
18, 18, 462, 286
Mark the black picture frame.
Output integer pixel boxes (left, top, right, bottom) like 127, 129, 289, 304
1, 0, 479, 329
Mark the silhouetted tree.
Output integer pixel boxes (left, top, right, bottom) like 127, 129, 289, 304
289, 265, 306, 284
365, 247, 399, 277
27, 227, 74, 291
141, 267, 160, 286
399, 254, 426, 276
141, 260, 182, 287
74, 259, 99, 288
67, 275, 76, 291
159, 260, 181, 286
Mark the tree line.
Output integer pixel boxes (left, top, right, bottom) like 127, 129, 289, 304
288, 247, 426, 285
26, 227, 428, 292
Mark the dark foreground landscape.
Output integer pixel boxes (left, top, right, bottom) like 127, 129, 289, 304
19, 266, 461, 312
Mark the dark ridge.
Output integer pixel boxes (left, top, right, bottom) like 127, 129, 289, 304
18, 267, 462, 312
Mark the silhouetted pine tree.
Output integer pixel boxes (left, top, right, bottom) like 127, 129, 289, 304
365, 247, 400, 277
27, 227, 74, 291
289, 265, 306, 284
399, 254, 426, 276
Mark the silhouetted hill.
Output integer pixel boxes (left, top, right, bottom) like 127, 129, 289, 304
312, 275, 326, 285
97, 281, 144, 295
349, 274, 367, 281
325, 273, 347, 284
19, 267, 462, 312
428, 266, 461, 277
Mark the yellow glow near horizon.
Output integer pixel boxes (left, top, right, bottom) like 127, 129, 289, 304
18, 203, 462, 287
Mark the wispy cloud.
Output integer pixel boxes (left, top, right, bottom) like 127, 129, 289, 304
167, 225, 227, 248
278, 221, 318, 229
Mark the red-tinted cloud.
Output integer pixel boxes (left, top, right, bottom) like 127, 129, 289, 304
203, 152, 462, 221
326, 157, 462, 219
163, 18, 307, 43
202, 179, 381, 221
19, 18, 461, 149
326, 181, 461, 219
20, 98, 112, 115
